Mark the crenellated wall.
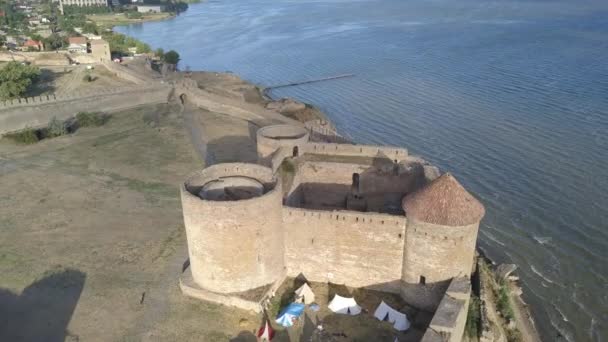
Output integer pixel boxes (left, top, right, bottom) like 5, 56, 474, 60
301, 143, 408, 161
0, 85, 171, 135
283, 207, 407, 293
285, 158, 426, 213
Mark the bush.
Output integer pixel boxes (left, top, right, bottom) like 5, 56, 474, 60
3, 128, 39, 144
76, 112, 106, 127
163, 50, 180, 65
126, 11, 143, 19
465, 295, 481, 337
46, 117, 68, 138
506, 328, 523, 342
497, 280, 514, 321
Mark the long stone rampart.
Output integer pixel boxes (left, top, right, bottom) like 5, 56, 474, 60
283, 206, 407, 293
0, 85, 171, 135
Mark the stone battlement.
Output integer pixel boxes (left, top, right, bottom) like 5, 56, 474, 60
283, 206, 407, 227
0, 85, 171, 135
0, 85, 152, 109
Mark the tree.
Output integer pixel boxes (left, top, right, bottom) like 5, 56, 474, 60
154, 48, 164, 58
0, 62, 41, 100
135, 41, 151, 54
44, 33, 66, 50
29, 34, 43, 42
163, 50, 180, 65
82, 22, 99, 35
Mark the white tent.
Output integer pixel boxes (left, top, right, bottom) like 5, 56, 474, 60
392, 311, 410, 331
374, 301, 392, 321
373, 301, 411, 331
328, 294, 361, 315
294, 283, 315, 305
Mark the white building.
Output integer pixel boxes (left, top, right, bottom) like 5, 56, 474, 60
56, 0, 109, 14
136, 5, 165, 13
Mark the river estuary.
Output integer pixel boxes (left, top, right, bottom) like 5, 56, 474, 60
116, 0, 608, 340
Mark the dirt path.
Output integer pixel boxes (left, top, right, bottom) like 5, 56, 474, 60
181, 101, 207, 163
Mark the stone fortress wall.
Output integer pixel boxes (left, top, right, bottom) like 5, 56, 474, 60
0, 60, 167, 135
283, 207, 407, 293
181, 121, 483, 341
0, 85, 171, 135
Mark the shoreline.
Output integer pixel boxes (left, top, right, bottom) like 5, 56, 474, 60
476, 251, 542, 342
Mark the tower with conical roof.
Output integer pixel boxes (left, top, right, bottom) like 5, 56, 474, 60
400, 173, 485, 310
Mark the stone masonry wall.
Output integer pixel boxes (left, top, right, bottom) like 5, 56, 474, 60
301, 143, 408, 161
256, 124, 309, 166
0, 86, 171, 135
401, 219, 478, 311
102, 61, 153, 85
402, 219, 479, 284
181, 164, 285, 294
421, 277, 471, 342
283, 207, 407, 293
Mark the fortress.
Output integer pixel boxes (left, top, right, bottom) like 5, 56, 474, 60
0, 63, 485, 340
179, 123, 485, 341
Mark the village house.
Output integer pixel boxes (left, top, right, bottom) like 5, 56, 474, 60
68, 36, 87, 54
22, 39, 44, 51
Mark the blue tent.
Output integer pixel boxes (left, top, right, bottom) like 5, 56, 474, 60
275, 302, 305, 327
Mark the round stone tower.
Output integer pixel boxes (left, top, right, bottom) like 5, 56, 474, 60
256, 124, 310, 166
400, 173, 485, 310
180, 163, 284, 294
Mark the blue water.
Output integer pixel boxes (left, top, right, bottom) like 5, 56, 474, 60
117, 0, 608, 340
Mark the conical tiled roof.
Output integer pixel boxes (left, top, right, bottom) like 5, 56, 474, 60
402, 173, 485, 226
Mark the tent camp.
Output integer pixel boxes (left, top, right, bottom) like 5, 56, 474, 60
328, 294, 361, 315
257, 319, 275, 341
276, 303, 305, 328
373, 301, 411, 331
294, 283, 315, 304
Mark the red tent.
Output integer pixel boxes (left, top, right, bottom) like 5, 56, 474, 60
256, 319, 275, 341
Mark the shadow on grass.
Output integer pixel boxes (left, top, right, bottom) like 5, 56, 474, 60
0, 268, 86, 342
